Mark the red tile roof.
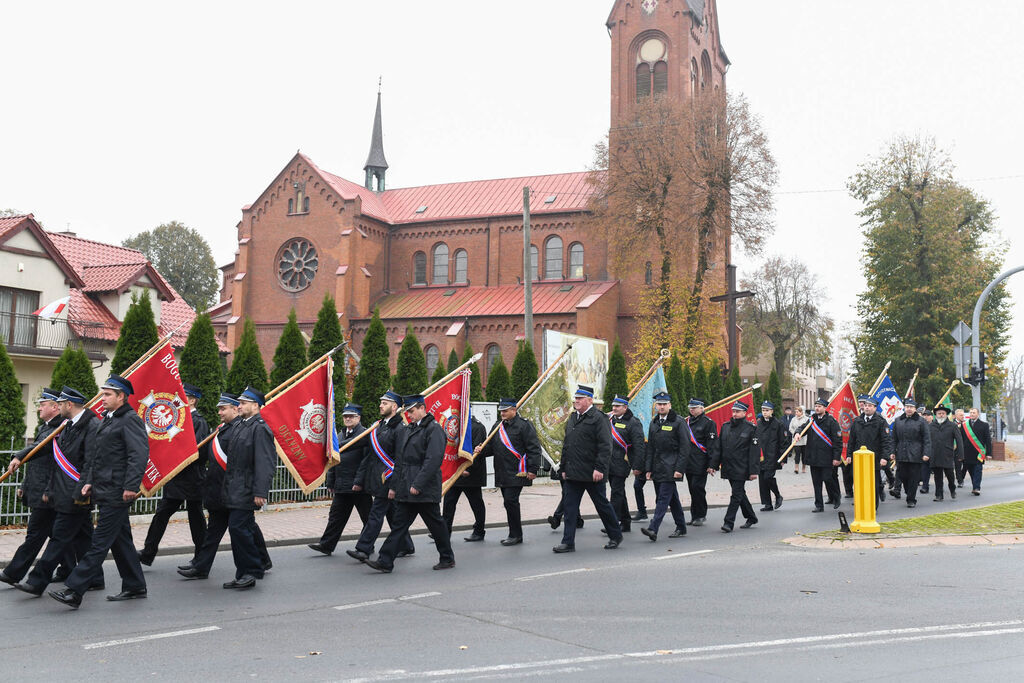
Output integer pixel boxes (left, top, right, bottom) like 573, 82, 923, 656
371, 281, 617, 320
81, 262, 148, 292
0, 214, 29, 239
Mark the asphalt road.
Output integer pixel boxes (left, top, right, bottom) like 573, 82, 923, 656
3, 472, 1023, 681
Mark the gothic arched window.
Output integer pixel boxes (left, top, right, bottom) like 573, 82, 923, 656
413, 251, 426, 285
568, 243, 584, 279
453, 249, 468, 284
425, 345, 440, 377
544, 236, 563, 280
690, 58, 699, 97
486, 343, 501, 374
635, 36, 668, 103
432, 243, 449, 285
701, 50, 712, 92
303, 196, 310, 212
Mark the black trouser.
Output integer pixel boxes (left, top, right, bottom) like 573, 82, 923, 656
442, 487, 486, 536
65, 504, 145, 596
723, 479, 756, 527
896, 462, 921, 504
377, 501, 453, 570
227, 508, 266, 580
5, 506, 72, 582
633, 473, 647, 514
192, 507, 269, 574
685, 471, 708, 521
956, 459, 969, 485
648, 481, 686, 534
608, 474, 630, 530
810, 465, 840, 509
758, 469, 781, 507
142, 496, 206, 562
319, 492, 372, 551
356, 496, 414, 556
560, 479, 621, 547
838, 461, 854, 495
792, 445, 805, 466
500, 486, 524, 539
932, 468, 956, 498
24, 509, 93, 590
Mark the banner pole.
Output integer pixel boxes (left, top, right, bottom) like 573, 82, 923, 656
265, 341, 347, 401
626, 349, 670, 400
703, 384, 763, 414
936, 379, 961, 408
777, 376, 855, 464
867, 360, 892, 397
904, 369, 919, 400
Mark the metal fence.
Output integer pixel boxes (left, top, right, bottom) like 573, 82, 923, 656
0, 449, 330, 528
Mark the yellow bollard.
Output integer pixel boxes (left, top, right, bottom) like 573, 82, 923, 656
849, 446, 880, 533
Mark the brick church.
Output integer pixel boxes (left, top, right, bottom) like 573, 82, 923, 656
210, 0, 730, 379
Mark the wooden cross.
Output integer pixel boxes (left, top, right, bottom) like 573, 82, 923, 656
709, 264, 754, 373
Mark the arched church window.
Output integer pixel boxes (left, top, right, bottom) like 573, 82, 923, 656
288, 198, 294, 214
453, 249, 468, 284
413, 251, 427, 285
303, 196, 310, 212
635, 36, 668, 103
701, 50, 712, 92
432, 243, 449, 285
425, 345, 440, 376
529, 245, 539, 282
544, 236, 562, 280
486, 343, 501, 374
568, 243, 584, 279
645, 261, 653, 285
276, 238, 319, 292
690, 58, 698, 97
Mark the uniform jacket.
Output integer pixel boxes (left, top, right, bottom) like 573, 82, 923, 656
684, 413, 718, 474
961, 418, 992, 465
16, 416, 62, 509
389, 414, 446, 503
893, 412, 931, 463
928, 419, 964, 469
480, 414, 542, 488
46, 411, 99, 513
608, 409, 645, 478
754, 416, 786, 471
222, 414, 276, 510
84, 404, 149, 506
710, 418, 759, 481
327, 423, 369, 493
355, 414, 404, 498
163, 409, 210, 500
452, 417, 488, 488
560, 406, 613, 482
203, 417, 240, 510
644, 411, 687, 483
802, 413, 843, 467
847, 413, 894, 466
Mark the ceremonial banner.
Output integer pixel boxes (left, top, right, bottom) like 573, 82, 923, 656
261, 358, 340, 494
706, 389, 756, 430
826, 380, 858, 460
424, 371, 474, 490
871, 375, 905, 426
542, 330, 609, 405
518, 359, 571, 465
630, 366, 667, 436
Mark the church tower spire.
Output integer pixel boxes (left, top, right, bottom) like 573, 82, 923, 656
363, 81, 389, 192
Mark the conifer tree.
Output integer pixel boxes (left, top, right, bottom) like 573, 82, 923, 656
707, 359, 725, 404
602, 341, 629, 407
752, 373, 764, 409
447, 349, 460, 373
179, 314, 223, 424
270, 309, 308, 388
511, 341, 539, 401
463, 344, 484, 401
393, 327, 427, 395
111, 291, 159, 374
725, 366, 742, 396
430, 358, 447, 385
485, 354, 512, 401
225, 318, 268, 394
50, 344, 99, 399
666, 352, 684, 407
767, 368, 783, 411
680, 365, 695, 403
0, 341, 26, 448
352, 308, 390, 425
692, 362, 710, 405
308, 294, 347, 420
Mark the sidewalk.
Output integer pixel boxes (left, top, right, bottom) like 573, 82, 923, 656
3, 449, 1022, 565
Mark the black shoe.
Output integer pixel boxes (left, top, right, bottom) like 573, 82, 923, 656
308, 543, 332, 555
262, 559, 273, 571
907, 501, 917, 508
552, 544, 575, 553
0, 571, 15, 586
346, 549, 369, 562
177, 562, 194, 571
832, 500, 842, 509
49, 588, 82, 609
107, 588, 147, 601
920, 487, 929, 494
844, 493, 854, 499
891, 491, 901, 499
879, 489, 886, 501
396, 550, 414, 559
87, 582, 105, 592
365, 559, 393, 573
600, 528, 609, 535
760, 505, 773, 512
576, 517, 585, 529
957, 481, 964, 488
689, 518, 704, 527
500, 537, 523, 546
740, 519, 758, 529
620, 524, 631, 533
669, 528, 686, 538
934, 496, 943, 502
721, 524, 733, 533
603, 538, 622, 549
548, 516, 561, 529
223, 576, 257, 589
630, 511, 648, 522
177, 567, 208, 580
775, 496, 783, 510
972, 489, 981, 496
14, 583, 43, 597
812, 507, 824, 513
138, 553, 154, 567
432, 560, 456, 570
464, 533, 485, 542
640, 527, 657, 542
951, 490, 957, 499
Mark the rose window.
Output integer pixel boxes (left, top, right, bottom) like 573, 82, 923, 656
277, 238, 318, 292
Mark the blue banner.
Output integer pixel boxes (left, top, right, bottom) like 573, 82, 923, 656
871, 374, 905, 426
631, 366, 667, 436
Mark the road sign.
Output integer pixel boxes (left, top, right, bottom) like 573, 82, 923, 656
954, 346, 971, 379
950, 321, 972, 346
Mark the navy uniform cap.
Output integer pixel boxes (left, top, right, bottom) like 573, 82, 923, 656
342, 403, 362, 416
903, 398, 917, 407
732, 400, 749, 412
217, 393, 240, 407
574, 385, 594, 398
102, 374, 134, 396
761, 401, 775, 410
58, 386, 87, 404
239, 386, 266, 406
688, 398, 705, 408
183, 383, 202, 399
380, 390, 403, 407
37, 387, 61, 403
611, 394, 629, 406
653, 391, 672, 404
498, 397, 517, 410
814, 398, 829, 407
403, 394, 425, 407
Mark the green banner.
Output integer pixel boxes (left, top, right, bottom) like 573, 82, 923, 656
518, 363, 570, 466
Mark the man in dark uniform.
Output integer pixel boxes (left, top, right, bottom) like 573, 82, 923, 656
442, 414, 488, 541
640, 392, 687, 542
475, 398, 542, 545
927, 404, 963, 501
552, 385, 622, 554
1, 388, 68, 587
309, 403, 373, 555
367, 394, 455, 573
683, 398, 717, 526
14, 387, 101, 596
801, 398, 843, 513
892, 399, 931, 508
709, 401, 759, 532
50, 375, 149, 609
347, 391, 414, 562
755, 401, 786, 512
847, 395, 893, 508
607, 394, 645, 534
961, 408, 991, 495
138, 383, 209, 567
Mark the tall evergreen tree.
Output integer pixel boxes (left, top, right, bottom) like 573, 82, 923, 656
463, 344, 484, 401
352, 308, 390, 425
692, 362, 710, 405
725, 366, 742, 396
179, 314, 223, 425
485, 355, 512, 401
511, 341, 539, 401
393, 327, 427, 395
308, 294, 347, 420
430, 359, 448, 384
603, 341, 629, 407
111, 291, 159, 374
0, 341, 26, 448
270, 309, 308, 388
447, 348, 460, 373
752, 373, 764, 409
225, 318, 268, 394
681, 365, 694, 403
50, 344, 99, 399
665, 352, 684, 407
707, 360, 725, 404
767, 368, 783, 411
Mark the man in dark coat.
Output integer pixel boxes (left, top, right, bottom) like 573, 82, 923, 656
892, 399, 931, 508
309, 404, 373, 555
607, 394, 645, 533
442, 414, 488, 541
961, 408, 991, 495
847, 395, 894, 507
552, 385, 623, 553
139, 383, 209, 566
50, 375, 149, 609
1, 388, 67, 586
683, 398, 717, 526
709, 401, 759, 532
927, 404, 963, 501
367, 395, 455, 573
755, 401, 786, 512
347, 391, 414, 562
640, 392, 687, 542
475, 398, 542, 545
801, 398, 843, 513
15, 387, 101, 595
220, 387, 276, 590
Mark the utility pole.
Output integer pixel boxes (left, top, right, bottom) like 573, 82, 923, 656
969, 264, 1024, 408
523, 187, 533, 347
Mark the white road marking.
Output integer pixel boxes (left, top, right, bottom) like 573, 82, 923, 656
652, 549, 715, 561
83, 626, 220, 650
334, 598, 397, 611
514, 568, 590, 582
398, 592, 441, 600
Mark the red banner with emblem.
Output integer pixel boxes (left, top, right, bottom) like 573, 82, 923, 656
707, 390, 756, 430
422, 371, 474, 490
92, 342, 198, 496
260, 358, 340, 495
827, 379, 858, 461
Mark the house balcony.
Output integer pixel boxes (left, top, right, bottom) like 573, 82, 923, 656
1, 312, 110, 361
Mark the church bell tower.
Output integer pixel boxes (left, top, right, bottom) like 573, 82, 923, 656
364, 86, 389, 192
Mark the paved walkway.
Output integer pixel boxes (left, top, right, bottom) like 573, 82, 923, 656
2, 449, 1022, 565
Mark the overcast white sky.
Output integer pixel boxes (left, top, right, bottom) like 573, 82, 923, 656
3, 0, 1022, 363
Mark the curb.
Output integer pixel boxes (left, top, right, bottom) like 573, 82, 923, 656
783, 532, 1024, 550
